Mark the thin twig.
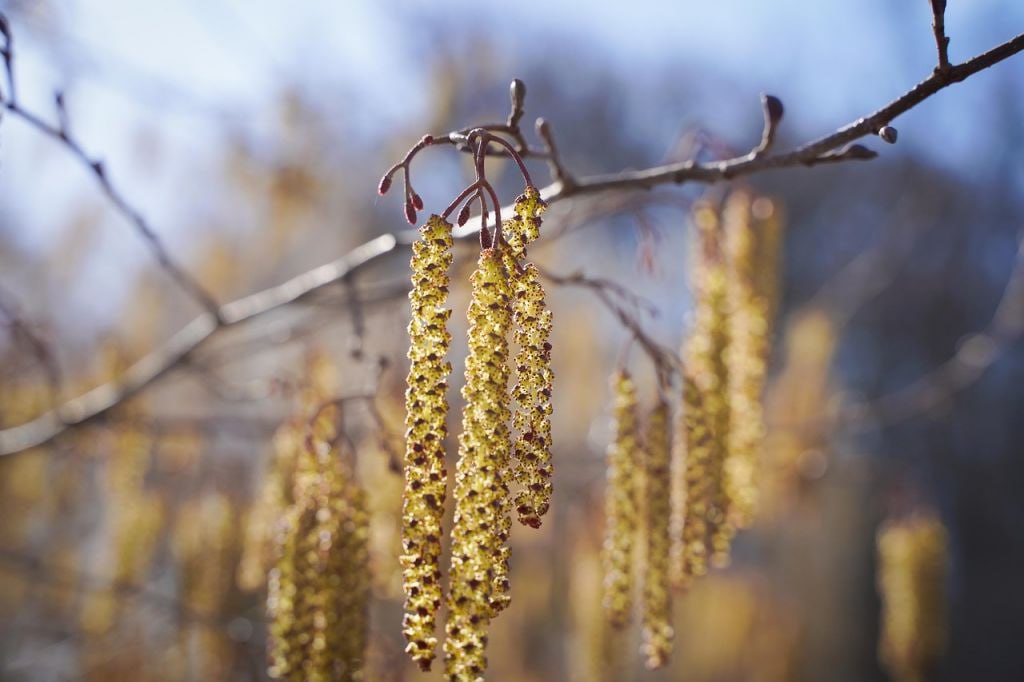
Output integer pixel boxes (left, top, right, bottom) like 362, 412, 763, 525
1, 27, 1023, 456
0, 284, 62, 405
0, 19, 221, 318
930, 0, 951, 72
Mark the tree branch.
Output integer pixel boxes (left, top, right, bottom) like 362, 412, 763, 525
1, 26, 1022, 456
0, 16, 222, 318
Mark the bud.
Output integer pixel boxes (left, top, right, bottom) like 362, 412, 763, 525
510, 79, 526, 112
457, 203, 471, 227
412, 192, 424, 211
763, 94, 784, 124
845, 143, 878, 160
378, 174, 392, 195
422, 134, 434, 145
878, 125, 898, 144
405, 201, 417, 225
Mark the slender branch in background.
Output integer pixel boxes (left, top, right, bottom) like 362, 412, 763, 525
537, 266, 679, 377
0, 284, 63, 405
1, 11, 1022, 455
0, 23, 221, 319
852, 233, 1024, 426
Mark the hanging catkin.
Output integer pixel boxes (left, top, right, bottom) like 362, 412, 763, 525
723, 190, 766, 533
640, 398, 674, 669
444, 248, 513, 682
685, 204, 734, 568
267, 405, 369, 682
505, 188, 554, 529
602, 370, 640, 627
401, 215, 454, 670
669, 367, 713, 588
877, 513, 948, 682
239, 352, 337, 592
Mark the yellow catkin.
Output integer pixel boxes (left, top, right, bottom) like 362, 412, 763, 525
504, 187, 554, 529
723, 190, 768, 533
445, 249, 513, 682
670, 368, 714, 588
238, 417, 304, 591
268, 406, 369, 682
174, 493, 237, 679
685, 204, 734, 568
602, 370, 640, 627
510, 263, 554, 528
239, 352, 338, 592
640, 399, 674, 669
401, 214, 454, 669
877, 513, 949, 682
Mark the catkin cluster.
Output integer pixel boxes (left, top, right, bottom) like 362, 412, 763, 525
877, 514, 949, 682
602, 370, 640, 627
669, 192, 783, 584
640, 399, 674, 669
396, 187, 551, 679
401, 214, 455, 669
268, 406, 369, 682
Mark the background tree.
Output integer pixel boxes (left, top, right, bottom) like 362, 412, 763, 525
1, 2, 1022, 680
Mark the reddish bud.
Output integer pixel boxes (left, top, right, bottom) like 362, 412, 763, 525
378, 174, 392, 195
479, 225, 492, 249
412, 192, 424, 210
405, 201, 417, 225
421, 134, 434, 145
457, 203, 471, 227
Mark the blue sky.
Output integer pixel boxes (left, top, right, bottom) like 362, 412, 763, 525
1, 0, 1021, 327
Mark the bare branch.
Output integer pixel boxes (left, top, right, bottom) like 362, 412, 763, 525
0, 16, 221, 318
931, 0, 951, 72
1, 25, 1022, 456
535, 117, 576, 191
0, 284, 63, 405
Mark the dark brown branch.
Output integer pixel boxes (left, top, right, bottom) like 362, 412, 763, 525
1, 28, 1022, 456
931, 0, 951, 72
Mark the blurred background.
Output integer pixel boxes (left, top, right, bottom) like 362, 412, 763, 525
0, 1, 1022, 680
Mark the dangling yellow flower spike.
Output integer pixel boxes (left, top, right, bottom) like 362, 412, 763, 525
401, 214, 454, 670
602, 370, 640, 627
640, 398, 674, 669
445, 248, 513, 682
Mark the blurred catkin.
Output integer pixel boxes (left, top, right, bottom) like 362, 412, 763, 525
641, 399, 674, 669
722, 191, 769, 534
877, 513, 949, 682
401, 214, 454, 669
687, 204, 734, 568
670, 368, 713, 588
239, 352, 338, 592
602, 370, 640, 627
267, 405, 369, 682
173, 493, 238, 679
445, 249, 513, 682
